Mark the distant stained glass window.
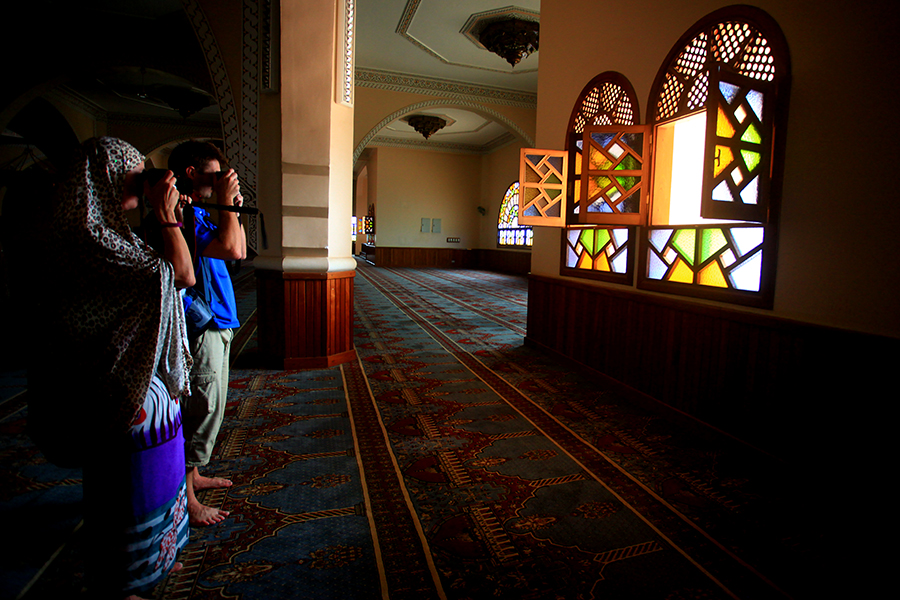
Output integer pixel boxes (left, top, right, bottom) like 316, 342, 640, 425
498, 182, 533, 248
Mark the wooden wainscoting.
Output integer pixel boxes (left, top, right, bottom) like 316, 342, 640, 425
256, 269, 356, 369
474, 249, 531, 275
371, 246, 530, 274
527, 274, 896, 460
374, 247, 474, 268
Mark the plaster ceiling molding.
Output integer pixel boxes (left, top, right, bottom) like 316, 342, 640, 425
355, 68, 536, 108
354, 99, 534, 163
395, 0, 539, 75
369, 135, 496, 155
376, 107, 517, 153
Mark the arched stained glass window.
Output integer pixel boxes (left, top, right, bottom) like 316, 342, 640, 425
640, 5, 789, 307
498, 182, 532, 248
560, 72, 640, 284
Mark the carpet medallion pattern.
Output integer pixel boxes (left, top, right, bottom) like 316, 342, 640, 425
1, 262, 825, 599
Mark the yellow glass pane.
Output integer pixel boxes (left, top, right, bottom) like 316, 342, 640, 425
575, 152, 582, 175
699, 261, 728, 288
713, 146, 734, 177
594, 252, 611, 272
717, 106, 736, 138
668, 257, 694, 283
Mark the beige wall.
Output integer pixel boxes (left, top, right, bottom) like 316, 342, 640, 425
375, 147, 483, 248
353, 85, 536, 252
536, 0, 900, 338
360, 142, 525, 251
477, 143, 524, 249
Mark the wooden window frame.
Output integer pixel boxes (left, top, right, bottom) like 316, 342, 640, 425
636, 5, 790, 307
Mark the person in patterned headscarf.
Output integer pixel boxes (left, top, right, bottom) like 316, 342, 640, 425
28, 137, 196, 599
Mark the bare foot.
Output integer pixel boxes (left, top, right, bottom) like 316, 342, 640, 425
188, 499, 230, 526
193, 473, 233, 491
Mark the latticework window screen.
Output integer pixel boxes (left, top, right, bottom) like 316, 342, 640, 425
560, 73, 641, 283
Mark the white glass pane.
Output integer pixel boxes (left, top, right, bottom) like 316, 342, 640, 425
612, 228, 629, 247
730, 248, 762, 291
731, 227, 764, 257
648, 252, 668, 279
650, 229, 671, 253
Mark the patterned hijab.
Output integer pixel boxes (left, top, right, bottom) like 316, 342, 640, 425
50, 137, 192, 433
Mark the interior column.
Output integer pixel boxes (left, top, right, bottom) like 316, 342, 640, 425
255, 0, 356, 368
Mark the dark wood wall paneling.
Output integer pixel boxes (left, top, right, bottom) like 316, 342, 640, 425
372, 247, 531, 275
256, 270, 356, 369
527, 274, 896, 462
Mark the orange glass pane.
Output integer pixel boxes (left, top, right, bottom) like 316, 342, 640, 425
594, 252, 611, 272
577, 252, 593, 269
716, 106, 736, 138
713, 146, 734, 177
589, 146, 613, 170
699, 261, 728, 287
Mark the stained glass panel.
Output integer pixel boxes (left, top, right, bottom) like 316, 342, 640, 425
580, 126, 648, 225
703, 69, 772, 222
565, 226, 630, 275
644, 225, 764, 291
498, 182, 533, 247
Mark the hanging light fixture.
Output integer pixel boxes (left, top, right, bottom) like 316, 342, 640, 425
477, 18, 539, 67
405, 115, 447, 140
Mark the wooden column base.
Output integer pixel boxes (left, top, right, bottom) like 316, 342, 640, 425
256, 269, 356, 369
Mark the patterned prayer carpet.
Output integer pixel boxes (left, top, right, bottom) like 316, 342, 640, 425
0, 260, 832, 599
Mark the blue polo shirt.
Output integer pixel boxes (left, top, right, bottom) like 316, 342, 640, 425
192, 206, 240, 329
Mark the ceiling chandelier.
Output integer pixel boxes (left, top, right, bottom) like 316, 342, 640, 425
405, 115, 447, 140
477, 18, 539, 67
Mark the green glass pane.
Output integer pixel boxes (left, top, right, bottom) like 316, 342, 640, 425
616, 154, 642, 171
596, 228, 611, 252
614, 175, 639, 192
671, 229, 696, 266
546, 173, 562, 184
700, 228, 727, 263
579, 229, 596, 255
741, 123, 762, 144
741, 150, 761, 172
547, 188, 562, 199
